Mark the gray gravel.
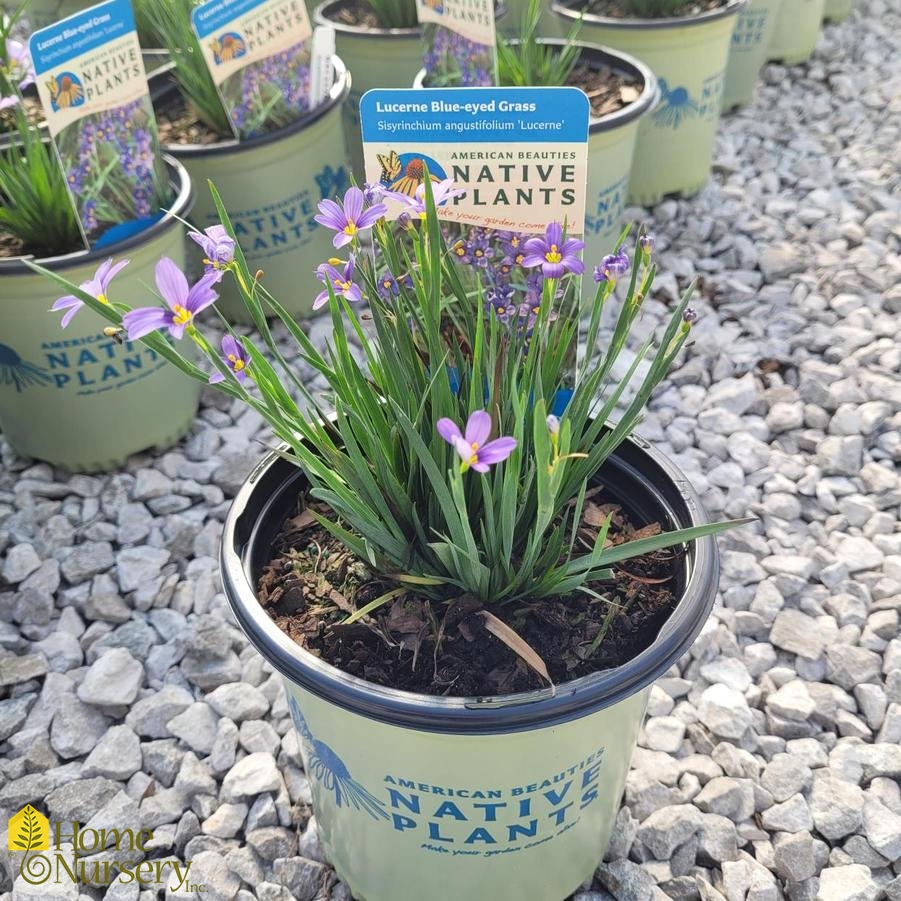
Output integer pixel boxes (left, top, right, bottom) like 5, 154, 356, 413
1, 4, 900, 900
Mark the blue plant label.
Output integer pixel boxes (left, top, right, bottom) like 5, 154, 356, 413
191, 0, 313, 139
360, 87, 590, 235
29, 0, 169, 248
416, 0, 497, 87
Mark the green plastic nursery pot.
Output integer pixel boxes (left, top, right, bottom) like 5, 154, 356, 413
314, 0, 424, 186
551, 0, 745, 206
220, 434, 719, 901
155, 58, 351, 324
722, 0, 783, 111
822, 0, 852, 23
0, 157, 200, 473
411, 39, 657, 267
767, 0, 825, 64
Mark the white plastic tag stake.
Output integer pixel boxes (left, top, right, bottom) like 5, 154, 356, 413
309, 25, 335, 109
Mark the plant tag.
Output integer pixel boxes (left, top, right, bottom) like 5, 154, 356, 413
191, 0, 314, 139
360, 86, 590, 235
29, 0, 170, 249
416, 0, 497, 86
309, 25, 335, 108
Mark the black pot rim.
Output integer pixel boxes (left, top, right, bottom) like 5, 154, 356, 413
157, 56, 350, 159
220, 432, 719, 735
0, 154, 193, 275
314, 0, 421, 36
550, 0, 746, 29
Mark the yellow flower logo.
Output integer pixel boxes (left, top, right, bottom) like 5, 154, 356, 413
8, 805, 48, 852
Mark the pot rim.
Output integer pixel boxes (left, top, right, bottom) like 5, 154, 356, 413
157, 56, 350, 158
550, 0, 746, 29
314, 0, 421, 36
0, 153, 193, 275
411, 39, 659, 132
220, 432, 719, 735
314, 0, 508, 35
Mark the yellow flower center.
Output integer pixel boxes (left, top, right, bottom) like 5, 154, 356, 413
515, 253, 524, 265
171, 305, 192, 326
96, 293, 110, 306
335, 279, 352, 292
545, 244, 562, 264
343, 220, 357, 237
510, 236, 520, 247
328, 258, 342, 265
227, 353, 245, 372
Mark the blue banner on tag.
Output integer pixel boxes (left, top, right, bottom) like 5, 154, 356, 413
361, 87, 590, 144
30, 0, 135, 74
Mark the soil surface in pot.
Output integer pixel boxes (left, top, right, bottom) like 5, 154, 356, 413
157, 94, 231, 147
565, 63, 642, 118
257, 491, 682, 696
579, 0, 727, 17
0, 233, 25, 258
326, 0, 395, 28
0, 97, 43, 135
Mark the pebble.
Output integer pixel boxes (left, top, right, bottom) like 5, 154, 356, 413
76, 647, 144, 707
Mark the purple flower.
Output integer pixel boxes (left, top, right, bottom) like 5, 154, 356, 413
6, 39, 34, 89
189, 224, 236, 277
314, 186, 387, 249
378, 273, 400, 299
51, 257, 130, 328
0, 95, 19, 110
639, 234, 654, 256
546, 414, 560, 436
363, 182, 385, 205
522, 223, 585, 280
437, 410, 517, 474
313, 257, 362, 311
389, 178, 465, 220
210, 335, 250, 384
593, 250, 630, 284
122, 258, 220, 340
683, 308, 698, 324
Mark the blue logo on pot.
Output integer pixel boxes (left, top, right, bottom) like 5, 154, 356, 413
288, 695, 389, 821
315, 165, 350, 200
0, 344, 52, 393
652, 79, 699, 129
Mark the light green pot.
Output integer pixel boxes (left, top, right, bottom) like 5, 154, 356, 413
157, 59, 351, 324
722, 0, 783, 111
314, 1, 423, 187
0, 157, 201, 473
220, 438, 720, 901
767, 0, 824, 63
551, 0, 746, 206
823, 0, 852, 22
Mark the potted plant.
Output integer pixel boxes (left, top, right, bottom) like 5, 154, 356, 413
413, 0, 657, 275
550, 0, 746, 205
313, 0, 421, 184
767, 0, 824, 64
0, 23, 200, 472
138, 0, 351, 323
721, 0, 782, 111
35, 173, 743, 898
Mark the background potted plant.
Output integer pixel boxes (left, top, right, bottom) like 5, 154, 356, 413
313, 0, 422, 184
721, 0, 783, 111
0, 20, 200, 472
34, 176, 744, 899
414, 0, 658, 273
767, 0, 825, 65
137, 0, 351, 322
550, 0, 746, 205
